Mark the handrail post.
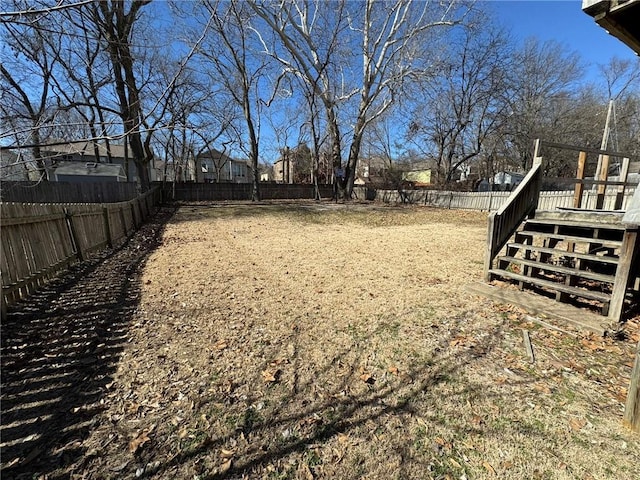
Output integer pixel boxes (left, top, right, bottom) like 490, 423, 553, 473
596, 155, 610, 210
533, 138, 542, 162
574, 151, 587, 209
484, 213, 497, 281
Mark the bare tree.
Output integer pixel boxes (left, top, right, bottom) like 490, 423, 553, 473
503, 38, 584, 171
86, 0, 154, 189
47, 3, 119, 164
405, 23, 512, 184
0, 0, 61, 179
598, 57, 640, 157
251, 0, 469, 197
249, 0, 348, 194
192, 0, 266, 200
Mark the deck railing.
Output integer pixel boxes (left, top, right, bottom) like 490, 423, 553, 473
540, 140, 634, 211
484, 140, 638, 281
484, 158, 543, 280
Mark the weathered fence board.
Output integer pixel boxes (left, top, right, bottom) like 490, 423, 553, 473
0, 181, 140, 203
1, 188, 162, 310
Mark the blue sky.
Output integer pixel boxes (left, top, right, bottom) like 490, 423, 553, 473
489, 0, 638, 78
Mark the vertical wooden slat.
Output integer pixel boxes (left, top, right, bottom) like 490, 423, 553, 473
615, 157, 630, 211
103, 206, 113, 248
65, 208, 84, 261
596, 155, 610, 210
574, 151, 587, 208
625, 339, 640, 433
609, 230, 638, 323
119, 205, 128, 238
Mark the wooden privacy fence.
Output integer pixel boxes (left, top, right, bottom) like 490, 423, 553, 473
1, 181, 140, 203
354, 187, 636, 211
1, 187, 162, 310
162, 182, 334, 201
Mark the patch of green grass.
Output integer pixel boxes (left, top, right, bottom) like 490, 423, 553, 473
304, 449, 322, 468
181, 429, 211, 455
241, 406, 263, 432
375, 320, 401, 338
265, 465, 295, 480
559, 387, 577, 402
490, 416, 513, 431
517, 418, 546, 436
428, 459, 458, 478
344, 323, 367, 342
572, 435, 591, 448
411, 425, 429, 452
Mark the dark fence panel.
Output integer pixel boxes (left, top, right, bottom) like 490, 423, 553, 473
159, 182, 334, 201
0, 181, 139, 203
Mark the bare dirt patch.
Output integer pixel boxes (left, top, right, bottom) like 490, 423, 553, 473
3, 202, 639, 479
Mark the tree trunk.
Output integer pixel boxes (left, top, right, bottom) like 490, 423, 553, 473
31, 128, 47, 181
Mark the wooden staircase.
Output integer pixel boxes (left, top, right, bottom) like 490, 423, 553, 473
488, 210, 625, 316
483, 140, 640, 325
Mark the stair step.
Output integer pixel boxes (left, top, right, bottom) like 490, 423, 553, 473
533, 210, 625, 227
516, 231, 622, 249
506, 242, 619, 265
488, 269, 611, 303
498, 256, 616, 284
526, 217, 626, 231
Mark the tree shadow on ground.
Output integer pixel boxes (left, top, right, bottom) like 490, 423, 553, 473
0, 206, 175, 479
134, 316, 542, 479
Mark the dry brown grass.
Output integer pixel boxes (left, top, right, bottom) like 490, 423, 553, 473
76, 202, 639, 479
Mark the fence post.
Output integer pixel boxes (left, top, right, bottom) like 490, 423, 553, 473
625, 339, 640, 433
102, 206, 113, 248
130, 202, 138, 229
64, 208, 84, 261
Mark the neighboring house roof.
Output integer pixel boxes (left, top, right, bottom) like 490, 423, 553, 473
42, 140, 128, 159
197, 148, 235, 162
583, 0, 640, 55
50, 161, 126, 180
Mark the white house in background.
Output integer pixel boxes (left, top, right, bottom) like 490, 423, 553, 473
159, 159, 197, 183
49, 161, 127, 182
493, 171, 524, 191
196, 149, 251, 183
41, 140, 161, 183
0, 149, 30, 181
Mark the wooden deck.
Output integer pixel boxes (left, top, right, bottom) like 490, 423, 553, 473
484, 140, 639, 324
